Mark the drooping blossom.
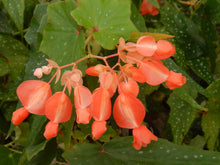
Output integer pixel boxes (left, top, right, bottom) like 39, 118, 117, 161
12, 80, 52, 125
140, 0, 159, 16
165, 71, 186, 90
44, 92, 72, 139
90, 87, 111, 139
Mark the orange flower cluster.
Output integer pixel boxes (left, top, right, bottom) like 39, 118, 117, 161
11, 36, 186, 150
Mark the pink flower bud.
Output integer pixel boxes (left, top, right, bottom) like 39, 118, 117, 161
34, 68, 43, 78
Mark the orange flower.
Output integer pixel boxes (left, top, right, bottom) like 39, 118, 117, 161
139, 59, 169, 86
12, 80, 52, 125
140, 0, 159, 16
44, 92, 72, 139
132, 125, 158, 150
90, 87, 111, 139
165, 71, 186, 90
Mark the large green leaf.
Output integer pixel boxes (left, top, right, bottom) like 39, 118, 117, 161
0, 145, 20, 165
202, 79, 220, 150
40, 0, 86, 73
24, 3, 49, 47
0, 11, 13, 34
160, 4, 205, 59
167, 89, 198, 144
71, 0, 137, 49
63, 137, 220, 165
2, 0, 24, 32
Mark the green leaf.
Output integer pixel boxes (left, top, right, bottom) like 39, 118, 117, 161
160, 4, 205, 59
167, 90, 198, 144
130, 3, 147, 32
0, 57, 10, 76
0, 34, 29, 82
26, 141, 47, 161
63, 137, 220, 165
163, 58, 210, 97
0, 11, 13, 34
202, 79, 220, 150
40, 0, 86, 72
174, 87, 207, 111
27, 139, 57, 165
62, 106, 76, 150
24, 3, 49, 47
188, 57, 214, 84
189, 135, 206, 149
71, 0, 137, 49
2, 0, 24, 31
0, 145, 20, 165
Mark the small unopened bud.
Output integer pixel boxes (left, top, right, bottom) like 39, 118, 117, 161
34, 68, 43, 78
42, 66, 51, 75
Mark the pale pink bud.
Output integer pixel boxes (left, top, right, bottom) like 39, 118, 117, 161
42, 66, 51, 75
34, 68, 43, 78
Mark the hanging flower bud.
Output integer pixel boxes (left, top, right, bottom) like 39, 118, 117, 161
92, 120, 107, 139
74, 85, 92, 109
34, 68, 43, 78
132, 125, 158, 150
76, 108, 91, 124
11, 108, 29, 125
165, 71, 186, 90
44, 92, 72, 139
118, 78, 139, 97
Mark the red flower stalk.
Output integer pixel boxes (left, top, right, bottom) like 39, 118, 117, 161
12, 80, 52, 125
44, 92, 72, 139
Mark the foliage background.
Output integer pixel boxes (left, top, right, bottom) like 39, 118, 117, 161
0, 0, 220, 164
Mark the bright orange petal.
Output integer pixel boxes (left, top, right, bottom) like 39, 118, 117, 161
11, 107, 29, 125
153, 40, 175, 60
43, 121, 59, 139
74, 85, 92, 109
165, 71, 186, 90
16, 80, 52, 115
85, 64, 107, 76
113, 93, 146, 129
99, 71, 117, 97
91, 88, 111, 121
45, 92, 72, 123
118, 78, 139, 97
129, 66, 146, 83
139, 59, 169, 85
136, 36, 157, 57
132, 125, 158, 150
76, 108, 91, 124
92, 120, 107, 139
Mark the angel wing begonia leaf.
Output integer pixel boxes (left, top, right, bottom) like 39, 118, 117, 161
71, 0, 137, 49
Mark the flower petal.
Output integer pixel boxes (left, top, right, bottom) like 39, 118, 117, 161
136, 36, 157, 57
118, 78, 139, 97
139, 59, 169, 85
11, 107, 29, 125
43, 121, 59, 139
16, 80, 52, 115
92, 120, 107, 139
45, 92, 72, 123
153, 40, 175, 60
113, 93, 145, 129
91, 88, 111, 121
76, 108, 91, 124
74, 85, 92, 109
165, 71, 186, 90
132, 125, 158, 150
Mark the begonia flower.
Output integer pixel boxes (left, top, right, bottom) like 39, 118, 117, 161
44, 92, 72, 139
12, 80, 52, 125
140, 0, 159, 16
165, 71, 186, 90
